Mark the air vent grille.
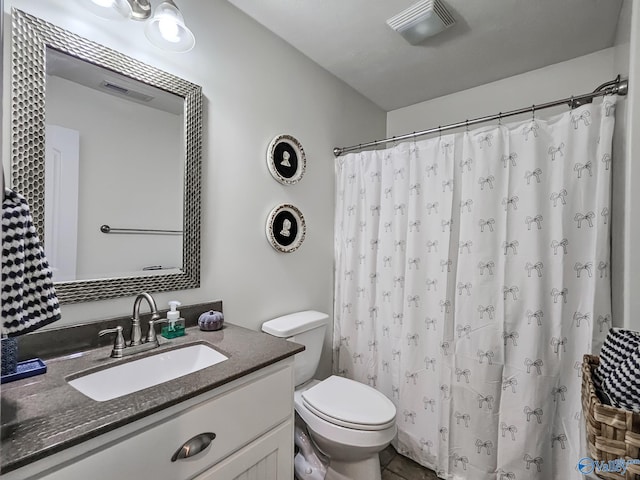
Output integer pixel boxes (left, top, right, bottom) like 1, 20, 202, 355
386, 0, 455, 43
433, 0, 455, 27
100, 81, 154, 102
387, 1, 429, 29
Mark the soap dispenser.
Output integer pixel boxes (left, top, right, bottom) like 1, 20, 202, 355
161, 301, 186, 339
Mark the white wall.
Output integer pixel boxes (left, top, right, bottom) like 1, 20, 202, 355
388, 48, 616, 137
46, 75, 183, 279
2, 0, 386, 378
611, 0, 632, 329
620, 0, 640, 331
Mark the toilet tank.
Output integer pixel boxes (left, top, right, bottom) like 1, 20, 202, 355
262, 311, 329, 387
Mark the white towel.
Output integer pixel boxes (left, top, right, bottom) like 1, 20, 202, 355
2, 189, 60, 336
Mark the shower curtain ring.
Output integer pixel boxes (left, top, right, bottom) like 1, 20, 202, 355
438, 126, 442, 138
498, 113, 502, 126
465, 120, 469, 132
569, 96, 575, 109
531, 105, 535, 120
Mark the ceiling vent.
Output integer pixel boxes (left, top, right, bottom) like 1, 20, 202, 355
386, 0, 455, 45
100, 81, 154, 102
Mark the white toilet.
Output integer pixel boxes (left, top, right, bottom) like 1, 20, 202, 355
262, 311, 397, 480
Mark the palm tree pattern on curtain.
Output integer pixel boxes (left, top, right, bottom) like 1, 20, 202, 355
334, 98, 616, 480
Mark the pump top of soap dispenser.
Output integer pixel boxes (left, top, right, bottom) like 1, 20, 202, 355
167, 300, 182, 325
161, 301, 186, 339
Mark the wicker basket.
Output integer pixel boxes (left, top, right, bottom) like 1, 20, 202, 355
582, 354, 640, 479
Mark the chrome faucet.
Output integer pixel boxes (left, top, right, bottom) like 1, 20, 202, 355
98, 292, 166, 358
131, 292, 161, 346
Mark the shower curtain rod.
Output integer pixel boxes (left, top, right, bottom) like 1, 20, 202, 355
333, 76, 629, 157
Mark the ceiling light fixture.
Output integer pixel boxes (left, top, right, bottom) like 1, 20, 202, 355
92, 0, 117, 8
86, 0, 138, 21
84, 0, 194, 52
127, 0, 152, 21
144, 0, 195, 52
386, 0, 455, 45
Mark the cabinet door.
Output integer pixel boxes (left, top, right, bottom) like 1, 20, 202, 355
194, 420, 293, 480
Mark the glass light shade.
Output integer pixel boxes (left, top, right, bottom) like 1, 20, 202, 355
84, 0, 132, 20
144, 1, 195, 53
92, 0, 115, 7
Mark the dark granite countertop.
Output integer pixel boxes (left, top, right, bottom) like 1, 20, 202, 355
0, 322, 303, 474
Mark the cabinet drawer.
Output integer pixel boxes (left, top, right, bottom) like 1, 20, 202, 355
39, 365, 293, 480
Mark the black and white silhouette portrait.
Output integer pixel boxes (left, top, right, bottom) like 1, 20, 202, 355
280, 151, 292, 168
266, 204, 306, 253
280, 218, 292, 237
267, 134, 306, 184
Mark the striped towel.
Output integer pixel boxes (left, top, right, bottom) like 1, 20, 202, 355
602, 345, 640, 412
2, 189, 61, 336
596, 328, 640, 412
594, 328, 640, 388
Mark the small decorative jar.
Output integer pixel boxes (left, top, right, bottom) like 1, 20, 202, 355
198, 311, 224, 331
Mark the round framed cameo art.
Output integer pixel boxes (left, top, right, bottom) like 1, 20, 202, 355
266, 204, 306, 253
267, 134, 306, 185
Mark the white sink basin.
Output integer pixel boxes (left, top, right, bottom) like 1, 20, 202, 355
68, 344, 228, 401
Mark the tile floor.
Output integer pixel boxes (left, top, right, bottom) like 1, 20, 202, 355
380, 445, 439, 480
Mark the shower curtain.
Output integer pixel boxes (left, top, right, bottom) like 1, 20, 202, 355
334, 97, 615, 480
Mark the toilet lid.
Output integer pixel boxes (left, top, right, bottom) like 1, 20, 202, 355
301, 376, 396, 431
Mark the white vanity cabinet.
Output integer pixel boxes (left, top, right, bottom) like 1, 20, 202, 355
5, 360, 294, 480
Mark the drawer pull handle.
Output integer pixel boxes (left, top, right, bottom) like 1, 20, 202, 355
171, 432, 216, 462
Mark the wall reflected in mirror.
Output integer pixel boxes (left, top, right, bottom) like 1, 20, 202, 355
44, 47, 185, 282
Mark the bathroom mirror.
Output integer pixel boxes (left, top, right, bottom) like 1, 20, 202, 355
10, 9, 203, 303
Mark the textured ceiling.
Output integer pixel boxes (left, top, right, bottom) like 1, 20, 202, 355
226, 0, 623, 111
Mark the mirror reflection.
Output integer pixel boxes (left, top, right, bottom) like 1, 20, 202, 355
44, 48, 185, 282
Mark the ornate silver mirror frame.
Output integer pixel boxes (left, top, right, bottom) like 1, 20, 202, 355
10, 9, 202, 303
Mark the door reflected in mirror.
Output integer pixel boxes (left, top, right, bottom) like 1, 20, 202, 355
45, 47, 185, 282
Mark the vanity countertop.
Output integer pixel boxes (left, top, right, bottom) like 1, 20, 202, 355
0, 323, 304, 474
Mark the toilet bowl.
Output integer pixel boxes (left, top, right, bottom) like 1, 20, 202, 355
295, 377, 397, 480
262, 311, 397, 480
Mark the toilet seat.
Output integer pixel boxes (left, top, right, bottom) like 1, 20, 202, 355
301, 376, 396, 431
295, 387, 397, 450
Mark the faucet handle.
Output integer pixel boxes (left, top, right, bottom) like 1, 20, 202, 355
146, 318, 168, 344
99, 326, 126, 358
